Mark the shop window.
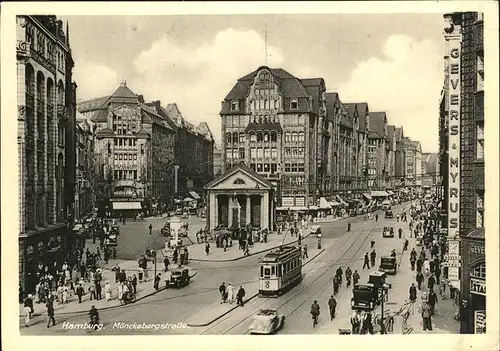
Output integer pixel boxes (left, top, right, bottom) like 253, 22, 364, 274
476, 190, 484, 228
471, 264, 485, 279
476, 122, 484, 159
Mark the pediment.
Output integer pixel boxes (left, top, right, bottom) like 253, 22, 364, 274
207, 169, 272, 191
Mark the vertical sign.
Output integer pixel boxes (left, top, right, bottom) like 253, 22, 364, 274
444, 15, 462, 289
474, 310, 486, 334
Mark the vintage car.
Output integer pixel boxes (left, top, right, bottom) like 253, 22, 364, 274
382, 226, 394, 238
105, 233, 118, 247
165, 268, 191, 289
107, 219, 120, 235
381, 200, 392, 211
310, 224, 322, 234
384, 210, 394, 219
379, 256, 398, 274
248, 309, 285, 335
351, 283, 380, 311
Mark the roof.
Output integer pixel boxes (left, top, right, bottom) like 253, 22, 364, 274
205, 161, 274, 189
394, 127, 404, 142
466, 228, 485, 239
77, 96, 108, 113
245, 121, 283, 133
343, 103, 357, 129
95, 127, 114, 139
136, 128, 151, 138
387, 125, 395, 150
368, 112, 387, 138
325, 92, 339, 120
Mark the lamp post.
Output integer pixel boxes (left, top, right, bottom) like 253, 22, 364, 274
317, 233, 322, 250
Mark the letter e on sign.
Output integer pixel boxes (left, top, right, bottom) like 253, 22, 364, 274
451, 64, 460, 74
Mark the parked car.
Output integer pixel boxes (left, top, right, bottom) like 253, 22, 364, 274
165, 268, 191, 289
248, 309, 285, 335
106, 233, 118, 247
382, 226, 394, 238
384, 210, 394, 219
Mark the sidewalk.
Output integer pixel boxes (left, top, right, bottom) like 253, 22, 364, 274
186, 248, 325, 327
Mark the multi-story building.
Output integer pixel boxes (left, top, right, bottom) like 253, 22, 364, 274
17, 15, 76, 293
163, 103, 214, 199
326, 92, 342, 194
220, 66, 329, 208
339, 102, 357, 192
74, 114, 96, 220
386, 125, 396, 189
353, 102, 370, 192
78, 82, 177, 215
403, 137, 422, 189
394, 127, 406, 189
366, 112, 388, 189
421, 153, 439, 188
442, 12, 485, 334
213, 144, 224, 177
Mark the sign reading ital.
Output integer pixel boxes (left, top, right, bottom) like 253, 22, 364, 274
470, 277, 486, 296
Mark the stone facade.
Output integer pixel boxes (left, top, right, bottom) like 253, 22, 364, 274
75, 116, 96, 220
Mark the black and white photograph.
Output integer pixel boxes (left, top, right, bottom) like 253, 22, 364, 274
1, 1, 498, 349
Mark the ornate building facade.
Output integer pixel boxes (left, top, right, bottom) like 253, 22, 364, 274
17, 15, 76, 293
220, 66, 329, 208
394, 127, 406, 188
367, 112, 388, 189
403, 137, 422, 188
75, 115, 96, 220
386, 125, 396, 189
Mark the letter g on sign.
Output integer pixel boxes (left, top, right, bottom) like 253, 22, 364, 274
450, 48, 460, 59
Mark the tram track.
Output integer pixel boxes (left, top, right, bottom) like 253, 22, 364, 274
200, 227, 373, 335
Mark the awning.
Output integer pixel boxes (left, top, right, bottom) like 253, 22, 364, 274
370, 191, 389, 197
309, 206, 319, 210
189, 191, 201, 200
318, 197, 330, 209
112, 201, 142, 210
363, 193, 372, 201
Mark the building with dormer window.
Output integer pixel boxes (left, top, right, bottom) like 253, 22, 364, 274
220, 66, 329, 208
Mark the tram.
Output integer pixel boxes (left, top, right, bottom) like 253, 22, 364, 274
258, 245, 302, 297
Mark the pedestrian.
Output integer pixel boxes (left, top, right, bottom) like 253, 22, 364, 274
353, 270, 360, 285
226, 282, 234, 304
112, 248, 117, 260
62, 285, 68, 304
132, 274, 138, 294
149, 223, 153, 235
236, 286, 246, 307
428, 289, 438, 315
427, 274, 436, 291
345, 267, 352, 287
104, 281, 112, 302
347, 222, 351, 232
410, 255, 416, 271
364, 312, 374, 334
219, 282, 226, 304
95, 282, 102, 300
363, 253, 370, 269
396, 214, 400, 222
154, 273, 161, 290
375, 214, 378, 222
76, 283, 84, 303
46, 297, 56, 328
370, 250, 376, 267
419, 301, 433, 331
332, 276, 339, 295
435, 267, 441, 285
416, 272, 424, 290
23, 294, 34, 327
328, 295, 337, 320
163, 257, 170, 272
117, 283, 123, 301
409, 283, 417, 302
351, 311, 361, 334
416, 258, 423, 274
398, 227, 403, 239
303, 245, 308, 259
310, 300, 320, 328
89, 283, 96, 300
205, 242, 210, 256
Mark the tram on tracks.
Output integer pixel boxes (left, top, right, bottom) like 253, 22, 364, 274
258, 246, 302, 297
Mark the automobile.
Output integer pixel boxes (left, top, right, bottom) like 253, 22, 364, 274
105, 233, 118, 247
381, 200, 392, 211
379, 256, 398, 274
161, 221, 171, 236
384, 210, 394, 219
110, 226, 120, 236
248, 309, 285, 335
310, 224, 321, 234
107, 219, 120, 235
382, 226, 394, 238
165, 268, 191, 289
351, 283, 380, 311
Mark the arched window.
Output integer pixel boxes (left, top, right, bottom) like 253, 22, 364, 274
263, 132, 269, 142
298, 131, 305, 142
25, 63, 35, 95
292, 132, 298, 142
36, 71, 45, 100
270, 131, 277, 142
239, 133, 245, 144
250, 133, 256, 142
290, 99, 298, 110
226, 132, 231, 144
232, 132, 238, 145
256, 132, 263, 142
46, 78, 54, 106
57, 80, 64, 105
285, 132, 291, 143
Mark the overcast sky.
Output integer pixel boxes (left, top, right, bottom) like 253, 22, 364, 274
63, 14, 444, 153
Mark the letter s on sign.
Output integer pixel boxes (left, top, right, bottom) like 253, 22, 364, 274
450, 48, 460, 59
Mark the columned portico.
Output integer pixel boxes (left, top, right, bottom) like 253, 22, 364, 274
204, 162, 274, 231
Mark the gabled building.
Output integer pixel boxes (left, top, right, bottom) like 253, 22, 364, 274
394, 127, 406, 188
353, 102, 370, 191
341, 103, 358, 192
386, 125, 396, 189
367, 112, 388, 189
220, 66, 329, 208
75, 114, 96, 221
325, 92, 342, 194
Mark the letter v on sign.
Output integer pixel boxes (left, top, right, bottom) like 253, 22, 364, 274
451, 79, 459, 90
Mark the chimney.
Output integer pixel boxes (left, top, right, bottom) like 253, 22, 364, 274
137, 95, 144, 103
155, 100, 161, 111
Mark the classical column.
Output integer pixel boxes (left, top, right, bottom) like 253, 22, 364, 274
263, 192, 269, 230
260, 194, 265, 229
214, 194, 218, 229
228, 195, 233, 227
246, 195, 251, 225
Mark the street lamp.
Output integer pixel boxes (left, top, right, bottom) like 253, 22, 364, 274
317, 233, 322, 250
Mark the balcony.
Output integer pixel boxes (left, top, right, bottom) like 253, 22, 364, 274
26, 92, 34, 108
25, 135, 34, 150
475, 91, 484, 121
57, 104, 68, 120
37, 98, 45, 114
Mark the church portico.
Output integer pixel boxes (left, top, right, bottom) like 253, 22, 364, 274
205, 163, 274, 231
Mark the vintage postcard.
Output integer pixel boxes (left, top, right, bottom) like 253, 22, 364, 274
1, 1, 498, 350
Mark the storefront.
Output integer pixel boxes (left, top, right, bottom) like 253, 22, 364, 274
460, 229, 486, 334
205, 163, 275, 231
19, 223, 68, 294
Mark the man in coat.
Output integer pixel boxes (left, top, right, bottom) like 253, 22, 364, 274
328, 295, 337, 320
236, 286, 246, 307
219, 282, 226, 304
427, 274, 436, 291
409, 283, 417, 303
363, 253, 370, 269
76, 284, 85, 303
416, 272, 424, 290
46, 297, 56, 328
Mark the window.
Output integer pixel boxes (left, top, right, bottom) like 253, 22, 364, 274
284, 163, 291, 172
250, 148, 256, 159
239, 148, 245, 159
476, 122, 484, 159
290, 99, 298, 109
291, 148, 298, 158
298, 132, 305, 142
271, 163, 277, 173
292, 132, 298, 142
129, 139, 133, 147
141, 145, 144, 155
263, 133, 269, 142
291, 163, 298, 172
264, 148, 270, 159
133, 170, 137, 180
114, 154, 118, 161
239, 133, 245, 144
271, 132, 277, 142
298, 162, 305, 173
284, 147, 291, 156
298, 147, 304, 156
285, 132, 291, 143
250, 163, 256, 171
231, 100, 239, 111
232, 149, 239, 159
256, 164, 263, 172
271, 148, 277, 159
134, 154, 137, 160
250, 133, 256, 142
264, 268, 270, 277
226, 133, 231, 144
257, 132, 263, 142
257, 148, 263, 159
263, 164, 270, 173
226, 149, 233, 159
476, 191, 484, 228
119, 154, 123, 160
233, 132, 238, 144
